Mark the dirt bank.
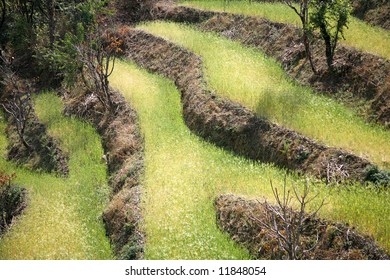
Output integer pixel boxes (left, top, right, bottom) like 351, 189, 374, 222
114, 27, 377, 184
63, 87, 144, 260
215, 194, 389, 259
154, 5, 390, 129
351, 0, 390, 30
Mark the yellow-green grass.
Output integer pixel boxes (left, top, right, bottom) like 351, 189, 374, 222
138, 21, 390, 169
110, 60, 390, 258
0, 93, 113, 259
181, 0, 390, 59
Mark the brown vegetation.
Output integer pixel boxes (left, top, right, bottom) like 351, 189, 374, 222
351, 0, 390, 30
215, 194, 389, 259
110, 0, 170, 23
63, 86, 144, 260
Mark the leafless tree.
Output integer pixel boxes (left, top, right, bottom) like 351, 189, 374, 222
75, 26, 123, 111
249, 176, 325, 259
284, 0, 317, 73
0, 72, 33, 150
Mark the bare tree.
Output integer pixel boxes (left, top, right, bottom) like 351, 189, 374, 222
0, 78, 33, 150
75, 28, 123, 111
284, 0, 317, 73
249, 176, 325, 259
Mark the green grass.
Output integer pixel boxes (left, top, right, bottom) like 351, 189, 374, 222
110, 60, 390, 258
138, 21, 390, 169
0, 93, 113, 259
181, 0, 390, 59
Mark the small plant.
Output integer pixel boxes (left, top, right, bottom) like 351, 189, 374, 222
118, 234, 143, 260
281, 140, 291, 155
249, 176, 325, 259
364, 165, 390, 187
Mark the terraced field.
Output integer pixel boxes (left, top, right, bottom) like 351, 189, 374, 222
0, 94, 113, 259
138, 21, 390, 168
181, 0, 390, 59
110, 60, 390, 258
1, 0, 389, 260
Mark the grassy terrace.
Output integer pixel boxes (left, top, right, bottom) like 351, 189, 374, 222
138, 21, 390, 169
181, 0, 390, 59
110, 60, 389, 258
0, 93, 113, 259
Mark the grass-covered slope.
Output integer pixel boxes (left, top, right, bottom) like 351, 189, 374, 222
137, 21, 390, 169
181, 0, 390, 59
110, 60, 390, 258
0, 93, 113, 259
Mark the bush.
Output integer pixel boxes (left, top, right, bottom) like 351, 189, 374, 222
364, 165, 390, 187
0, 171, 27, 235
119, 238, 143, 260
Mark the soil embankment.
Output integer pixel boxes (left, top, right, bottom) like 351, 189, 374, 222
114, 27, 376, 183
351, 0, 390, 30
215, 194, 389, 259
63, 88, 144, 259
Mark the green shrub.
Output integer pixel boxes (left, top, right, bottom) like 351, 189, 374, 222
364, 165, 390, 187
119, 242, 143, 260
0, 171, 26, 235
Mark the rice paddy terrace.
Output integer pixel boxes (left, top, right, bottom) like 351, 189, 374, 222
0, 0, 389, 259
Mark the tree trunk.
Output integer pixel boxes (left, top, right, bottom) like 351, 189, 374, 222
17, 125, 32, 151
319, 22, 334, 70
286, 1, 317, 74
303, 32, 317, 74
0, 0, 5, 31
47, 0, 55, 47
